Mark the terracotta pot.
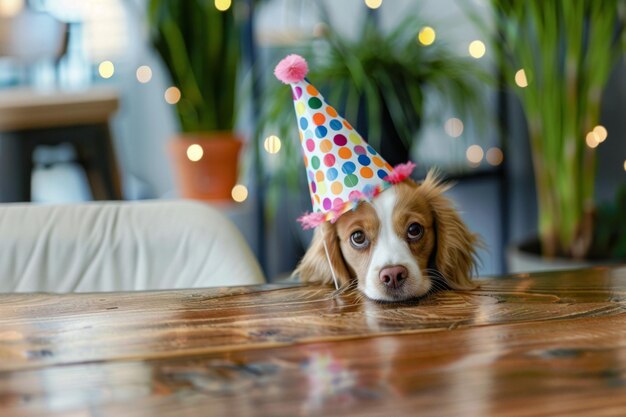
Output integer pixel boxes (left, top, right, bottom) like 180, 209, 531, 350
169, 132, 242, 201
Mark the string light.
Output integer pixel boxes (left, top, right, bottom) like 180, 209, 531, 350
98, 61, 114, 79
593, 125, 608, 143
186, 144, 203, 162
486, 147, 503, 166
214, 0, 231, 11
468, 40, 486, 59
418, 26, 436, 46
136, 65, 152, 83
585, 126, 607, 148
466, 145, 484, 164
585, 132, 599, 148
0, 0, 23, 17
444, 118, 464, 138
364, 0, 383, 9
164, 86, 181, 104
231, 184, 249, 202
515, 69, 528, 88
264, 135, 282, 154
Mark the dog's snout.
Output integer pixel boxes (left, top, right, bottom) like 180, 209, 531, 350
379, 265, 408, 289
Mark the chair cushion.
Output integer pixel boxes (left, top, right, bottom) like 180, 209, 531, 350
0, 200, 265, 292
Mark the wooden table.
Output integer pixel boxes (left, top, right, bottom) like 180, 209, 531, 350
1, 267, 625, 416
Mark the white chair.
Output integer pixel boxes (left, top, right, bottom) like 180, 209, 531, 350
0, 200, 265, 292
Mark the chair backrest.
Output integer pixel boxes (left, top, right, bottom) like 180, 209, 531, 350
0, 200, 265, 292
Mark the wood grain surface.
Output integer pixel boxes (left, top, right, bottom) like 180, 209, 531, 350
0, 267, 625, 416
0, 87, 118, 131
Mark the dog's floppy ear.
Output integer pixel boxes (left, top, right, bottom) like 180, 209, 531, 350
420, 171, 479, 290
294, 221, 352, 287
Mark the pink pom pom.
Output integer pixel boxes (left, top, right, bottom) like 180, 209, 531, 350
274, 54, 309, 84
298, 211, 326, 230
384, 161, 417, 184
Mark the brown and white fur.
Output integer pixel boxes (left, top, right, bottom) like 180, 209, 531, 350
295, 171, 479, 302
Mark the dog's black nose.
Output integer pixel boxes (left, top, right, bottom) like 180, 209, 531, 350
379, 265, 408, 289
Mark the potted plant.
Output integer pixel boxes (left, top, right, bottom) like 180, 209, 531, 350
148, 0, 242, 200
258, 10, 487, 224
474, 1, 625, 268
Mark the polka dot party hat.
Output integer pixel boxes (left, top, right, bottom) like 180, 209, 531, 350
274, 54, 416, 229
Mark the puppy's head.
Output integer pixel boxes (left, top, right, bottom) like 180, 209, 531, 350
295, 171, 479, 301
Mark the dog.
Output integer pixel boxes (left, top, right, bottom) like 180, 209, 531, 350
295, 171, 479, 302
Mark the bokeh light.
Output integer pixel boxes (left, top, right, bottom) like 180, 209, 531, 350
468, 40, 486, 58
0, 0, 24, 17
593, 125, 608, 143
623, 160, 626, 172
136, 65, 152, 83
585, 132, 600, 148
231, 184, 249, 202
486, 147, 504, 166
214, 0, 231, 11
418, 26, 436, 46
164, 86, 181, 104
515, 69, 528, 88
466, 145, 484, 164
186, 144, 203, 162
264, 135, 282, 154
444, 118, 464, 138
364, 0, 383, 9
98, 60, 115, 79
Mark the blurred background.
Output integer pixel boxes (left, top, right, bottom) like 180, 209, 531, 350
0, 0, 625, 282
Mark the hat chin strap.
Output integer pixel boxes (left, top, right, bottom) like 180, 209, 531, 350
322, 239, 340, 290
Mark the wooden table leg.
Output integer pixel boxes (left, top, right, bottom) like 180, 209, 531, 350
97, 123, 122, 200
75, 124, 122, 201
0, 132, 33, 202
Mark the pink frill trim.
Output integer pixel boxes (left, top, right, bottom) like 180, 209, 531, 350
297, 204, 347, 229
274, 54, 308, 84
298, 161, 415, 230
383, 161, 416, 184
298, 161, 416, 230
297, 212, 326, 230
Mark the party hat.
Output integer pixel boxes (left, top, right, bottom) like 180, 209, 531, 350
274, 54, 415, 229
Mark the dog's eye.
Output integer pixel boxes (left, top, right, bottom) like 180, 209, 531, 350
350, 230, 369, 249
407, 223, 424, 241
